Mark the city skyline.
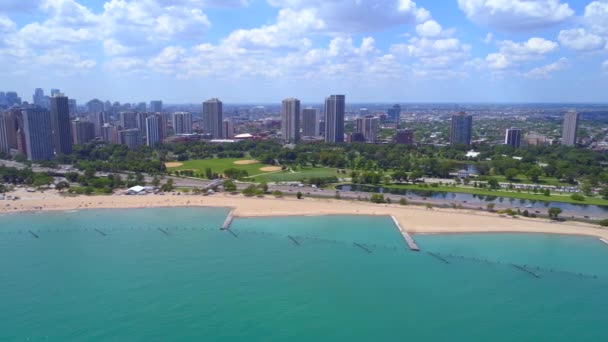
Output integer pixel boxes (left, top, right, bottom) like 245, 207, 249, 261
1, 1, 608, 103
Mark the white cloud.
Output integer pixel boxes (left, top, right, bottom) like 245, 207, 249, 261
558, 28, 604, 51
525, 57, 569, 79
458, 0, 574, 32
485, 37, 558, 70
585, 1, 608, 36
221, 8, 322, 51
267, 0, 429, 34
603, 60, 608, 71
483, 33, 493, 44
416, 20, 442, 38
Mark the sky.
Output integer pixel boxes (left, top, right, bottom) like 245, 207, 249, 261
1, 0, 608, 104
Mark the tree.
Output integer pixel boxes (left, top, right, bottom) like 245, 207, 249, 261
334, 191, 341, 199
272, 190, 284, 197
258, 182, 268, 193
65, 172, 79, 182
487, 178, 500, 190
205, 167, 213, 179
370, 193, 385, 203
504, 168, 519, 182
599, 219, 608, 227
152, 176, 161, 187
242, 185, 260, 197
160, 178, 174, 192
399, 198, 408, 205
486, 203, 495, 212
84, 168, 96, 179
223, 180, 237, 192
548, 207, 562, 220
296, 191, 303, 199
55, 181, 70, 192
527, 167, 542, 183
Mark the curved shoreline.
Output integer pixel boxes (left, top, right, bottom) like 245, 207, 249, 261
1, 191, 608, 240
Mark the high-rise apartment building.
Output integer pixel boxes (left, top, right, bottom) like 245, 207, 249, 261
355, 116, 379, 143
119, 129, 142, 149
136, 112, 149, 132
87, 99, 104, 113
33, 88, 45, 107
145, 114, 163, 147
93, 111, 107, 137
450, 111, 472, 145
387, 104, 401, 123
22, 107, 54, 161
68, 99, 77, 116
324, 95, 345, 143
172, 112, 193, 135
71, 120, 95, 145
119, 111, 138, 130
395, 129, 414, 144
302, 108, 318, 137
561, 111, 579, 146
0, 113, 9, 154
50, 93, 73, 155
504, 128, 522, 148
150, 100, 163, 113
1, 109, 20, 151
281, 98, 300, 143
203, 98, 223, 138
101, 124, 118, 143
222, 119, 234, 139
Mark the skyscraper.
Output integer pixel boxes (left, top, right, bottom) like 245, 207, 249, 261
281, 98, 300, 143
119, 129, 142, 149
172, 112, 193, 135
203, 98, 223, 138
561, 110, 579, 146
50, 93, 73, 155
71, 120, 95, 145
222, 119, 234, 139
302, 108, 318, 137
101, 124, 118, 143
87, 99, 104, 113
324, 95, 345, 143
22, 107, 54, 161
33, 88, 45, 107
504, 128, 522, 148
150, 100, 163, 113
0, 113, 9, 154
50, 89, 60, 97
136, 112, 149, 132
1, 109, 20, 150
387, 104, 401, 123
450, 111, 472, 145
355, 116, 379, 143
119, 111, 138, 130
395, 129, 414, 144
145, 114, 162, 147
93, 111, 107, 137
68, 99, 77, 116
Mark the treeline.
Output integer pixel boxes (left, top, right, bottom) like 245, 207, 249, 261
46, 139, 608, 187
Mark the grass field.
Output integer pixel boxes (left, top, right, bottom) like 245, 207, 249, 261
383, 184, 608, 206
167, 159, 340, 183
252, 167, 341, 182
168, 158, 270, 178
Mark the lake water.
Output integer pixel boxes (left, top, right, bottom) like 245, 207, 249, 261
337, 184, 608, 217
1, 208, 607, 341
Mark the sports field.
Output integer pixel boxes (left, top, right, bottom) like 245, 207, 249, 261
166, 158, 340, 182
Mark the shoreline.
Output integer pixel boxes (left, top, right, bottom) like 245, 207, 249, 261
1, 190, 608, 240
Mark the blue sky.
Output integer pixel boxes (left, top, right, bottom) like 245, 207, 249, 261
1, 0, 607, 103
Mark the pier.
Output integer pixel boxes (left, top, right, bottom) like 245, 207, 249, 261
157, 228, 169, 236
221, 210, 235, 230
600, 238, 608, 246
94, 228, 107, 236
391, 216, 420, 251
29, 230, 39, 238
512, 264, 540, 278
226, 229, 238, 238
428, 252, 449, 264
288, 235, 300, 246
353, 242, 372, 253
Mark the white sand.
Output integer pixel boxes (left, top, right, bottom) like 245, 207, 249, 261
2, 190, 607, 240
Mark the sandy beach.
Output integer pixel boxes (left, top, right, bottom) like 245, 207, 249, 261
2, 189, 608, 240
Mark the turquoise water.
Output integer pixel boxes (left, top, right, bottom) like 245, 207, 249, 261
1, 208, 608, 341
